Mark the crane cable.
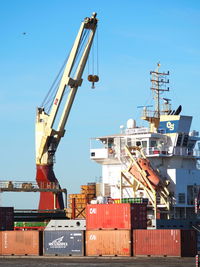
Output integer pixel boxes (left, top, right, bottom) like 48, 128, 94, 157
40, 28, 90, 113
87, 26, 99, 88
71, 28, 90, 77
40, 55, 69, 109
96, 27, 99, 76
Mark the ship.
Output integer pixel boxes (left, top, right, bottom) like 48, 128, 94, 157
90, 63, 200, 227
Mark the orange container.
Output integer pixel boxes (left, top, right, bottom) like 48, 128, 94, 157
0, 231, 43, 255
81, 189, 96, 194
133, 229, 197, 257
81, 185, 96, 190
86, 230, 132, 256
69, 194, 86, 199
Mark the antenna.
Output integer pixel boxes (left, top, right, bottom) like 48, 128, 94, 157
120, 125, 125, 133
150, 63, 170, 118
137, 105, 153, 109
163, 98, 171, 103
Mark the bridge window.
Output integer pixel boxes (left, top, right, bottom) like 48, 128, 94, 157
182, 134, 189, 147
150, 140, 157, 147
178, 193, 185, 204
142, 141, 147, 148
176, 134, 183, 146
127, 138, 132, 147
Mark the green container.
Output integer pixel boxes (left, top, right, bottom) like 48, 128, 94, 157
119, 198, 148, 204
14, 221, 48, 227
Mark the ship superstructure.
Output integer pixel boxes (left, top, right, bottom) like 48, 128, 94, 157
90, 64, 200, 220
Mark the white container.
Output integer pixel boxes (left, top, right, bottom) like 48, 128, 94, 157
45, 219, 86, 231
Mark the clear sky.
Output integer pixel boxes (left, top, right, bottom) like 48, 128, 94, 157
0, 0, 200, 208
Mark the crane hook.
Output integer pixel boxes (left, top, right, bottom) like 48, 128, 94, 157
88, 75, 99, 89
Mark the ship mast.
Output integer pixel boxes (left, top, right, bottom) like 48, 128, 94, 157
150, 63, 170, 118
141, 63, 170, 132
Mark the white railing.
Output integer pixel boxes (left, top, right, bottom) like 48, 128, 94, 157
90, 145, 200, 160
144, 147, 169, 156
172, 147, 200, 157
142, 147, 200, 157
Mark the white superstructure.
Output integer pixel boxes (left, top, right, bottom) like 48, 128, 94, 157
90, 64, 200, 219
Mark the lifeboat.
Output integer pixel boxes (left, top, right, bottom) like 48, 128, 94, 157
129, 158, 160, 190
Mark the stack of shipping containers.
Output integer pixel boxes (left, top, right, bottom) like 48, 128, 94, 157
68, 183, 96, 219
85, 203, 147, 256
0, 203, 197, 257
0, 207, 43, 256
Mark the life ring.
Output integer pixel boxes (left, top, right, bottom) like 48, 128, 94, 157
108, 148, 114, 154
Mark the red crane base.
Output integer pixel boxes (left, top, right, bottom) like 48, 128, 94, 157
36, 164, 64, 210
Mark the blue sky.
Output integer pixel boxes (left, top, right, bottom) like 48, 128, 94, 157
0, 0, 200, 208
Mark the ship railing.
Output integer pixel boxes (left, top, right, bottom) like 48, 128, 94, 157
91, 145, 200, 159
143, 147, 169, 156
141, 109, 167, 118
37, 181, 60, 189
143, 147, 200, 157
172, 147, 200, 157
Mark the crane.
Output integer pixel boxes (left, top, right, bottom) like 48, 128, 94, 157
35, 13, 98, 210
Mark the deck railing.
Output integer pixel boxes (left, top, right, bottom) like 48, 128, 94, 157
143, 147, 200, 157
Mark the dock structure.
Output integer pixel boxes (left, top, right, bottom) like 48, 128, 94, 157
0, 180, 67, 209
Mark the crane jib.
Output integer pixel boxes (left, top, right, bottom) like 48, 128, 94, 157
35, 13, 98, 210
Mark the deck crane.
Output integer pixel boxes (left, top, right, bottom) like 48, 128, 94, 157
35, 13, 98, 210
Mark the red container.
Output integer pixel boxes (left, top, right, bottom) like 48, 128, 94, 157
0, 207, 14, 230
0, 232, 2, 255
86, 203, 147, 230
86, 230, 132, 256
0, 231, 43, 255
133, 229, 197, 257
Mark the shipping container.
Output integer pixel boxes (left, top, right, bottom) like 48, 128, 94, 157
0, 231, 2, 255
45, 219, 86, 231
86, 203, 147, 230
14, 221, 48, 228
0, 231, 43, 255
69, 194, 86, 199
0, 207, 14, 230
149, 219, 198, 229
133, 229, 197, 257
81, 184, 96, 195
44, 230, 84, 256
86, 230, 132, 256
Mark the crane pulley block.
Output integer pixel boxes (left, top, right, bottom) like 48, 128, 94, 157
84, 12, 98, 29
68, 77, 83, 88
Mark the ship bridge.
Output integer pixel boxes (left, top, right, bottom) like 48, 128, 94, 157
90, 127, 200, 165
